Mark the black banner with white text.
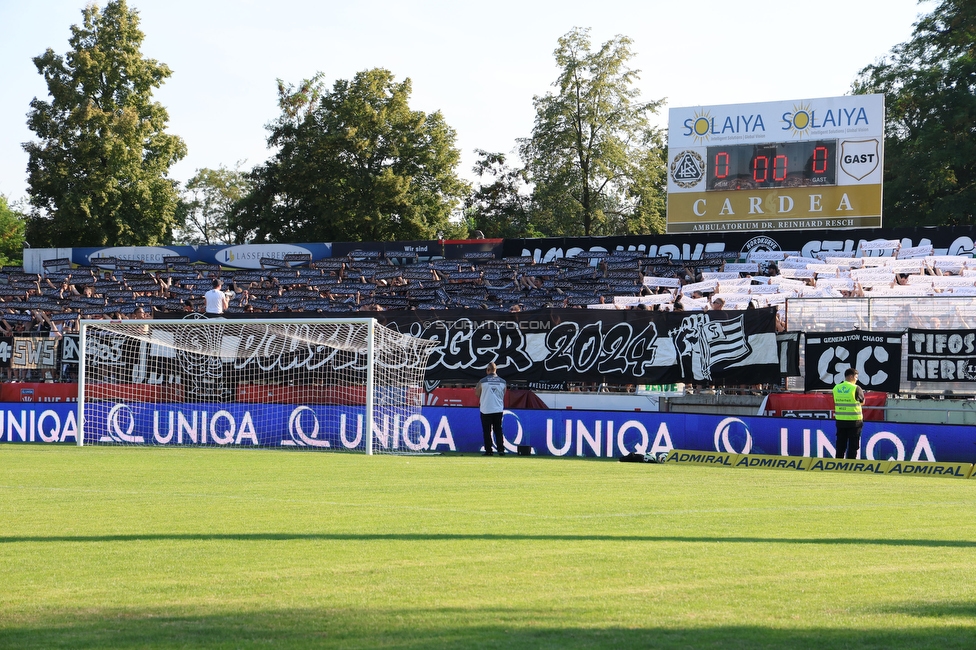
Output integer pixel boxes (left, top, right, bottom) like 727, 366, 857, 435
379, 308, 779, 385
907, 329, 976, 382
804, 330, 902, 393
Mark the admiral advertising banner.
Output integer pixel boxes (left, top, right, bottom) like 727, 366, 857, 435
907, 328, 976, 382
666, 94, 884, 234
6, 403, 976, 465
380, 308, 780, 386
804, 330, 902, 393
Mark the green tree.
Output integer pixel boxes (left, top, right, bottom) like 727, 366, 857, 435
232, 69, 468, 243
0, 196, 27, 266
520, 27, 666, 237
464, 150, 538, 239
853, 0, 976, 226
175, 165, 251, 245
23, 0, 186, 247
625, 132, 668, 235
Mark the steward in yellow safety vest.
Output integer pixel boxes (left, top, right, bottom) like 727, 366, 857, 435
833, 378, 863, 421
832, 368, 865, 459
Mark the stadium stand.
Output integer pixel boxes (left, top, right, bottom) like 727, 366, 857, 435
5, 237, 976, 394
6, 240, 970, 321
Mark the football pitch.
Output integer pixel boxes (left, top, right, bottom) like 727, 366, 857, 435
2, 445, 975, 649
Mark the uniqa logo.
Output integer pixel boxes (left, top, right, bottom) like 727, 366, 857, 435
287, 406, 330, 448
500, 409, 526, 453
105, 404, 145, 444
713, 416, 752, 454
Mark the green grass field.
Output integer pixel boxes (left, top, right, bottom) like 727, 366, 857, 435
2, 445, 975, 649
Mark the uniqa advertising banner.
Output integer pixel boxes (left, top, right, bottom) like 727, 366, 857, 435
5, 404, 975, 464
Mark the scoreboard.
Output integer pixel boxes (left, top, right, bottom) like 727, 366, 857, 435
666, 95, 884, 234
706, 140, 836, 190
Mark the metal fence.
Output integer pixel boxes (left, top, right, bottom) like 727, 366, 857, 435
786, 296, 976, 396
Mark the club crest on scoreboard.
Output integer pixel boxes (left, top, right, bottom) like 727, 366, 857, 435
669, 150, 705, 189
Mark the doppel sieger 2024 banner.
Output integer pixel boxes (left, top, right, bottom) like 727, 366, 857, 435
381, 307, 779, 385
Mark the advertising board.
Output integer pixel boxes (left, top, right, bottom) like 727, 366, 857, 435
5, 404, 974, 465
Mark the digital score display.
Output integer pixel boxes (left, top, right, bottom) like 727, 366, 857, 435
706, 140, 837, 191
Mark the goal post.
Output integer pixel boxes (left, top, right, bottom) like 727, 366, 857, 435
77, 317, 435, 453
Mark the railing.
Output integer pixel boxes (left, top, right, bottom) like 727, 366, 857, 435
787, 296, 976, 396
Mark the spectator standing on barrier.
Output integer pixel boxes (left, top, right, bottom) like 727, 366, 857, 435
475, 362, 507, 456
832, 368, 865, 459
204, 279, 229, 316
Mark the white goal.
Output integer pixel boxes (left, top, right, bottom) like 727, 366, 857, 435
77, 317, 435, 454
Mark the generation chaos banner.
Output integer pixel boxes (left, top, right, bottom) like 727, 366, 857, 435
804, 330, 902, 394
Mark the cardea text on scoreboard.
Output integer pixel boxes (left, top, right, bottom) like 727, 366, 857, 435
666, 95, 884, 234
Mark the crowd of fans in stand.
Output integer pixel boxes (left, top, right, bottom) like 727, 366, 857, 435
2, 241, 973, 387
3, 242, 973, 334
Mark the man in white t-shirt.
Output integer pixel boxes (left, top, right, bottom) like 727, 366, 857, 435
204, 279, 229, 316
474, 362, 507, 456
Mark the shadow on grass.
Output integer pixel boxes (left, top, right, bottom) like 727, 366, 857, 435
880, 601, 976, 619
1, 532, 975, 548
2, 607, 975, 650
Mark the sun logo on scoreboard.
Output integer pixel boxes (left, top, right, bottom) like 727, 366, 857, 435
689, 110, 713, 144
784, 102, 814, 137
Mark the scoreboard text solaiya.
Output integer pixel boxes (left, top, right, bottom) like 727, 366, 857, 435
666, 95, 884, 233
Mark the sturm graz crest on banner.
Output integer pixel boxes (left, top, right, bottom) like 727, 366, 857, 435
670, 314, 752, 381
804, 330, 902, 393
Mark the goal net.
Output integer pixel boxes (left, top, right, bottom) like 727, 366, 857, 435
77, 317, 435, 454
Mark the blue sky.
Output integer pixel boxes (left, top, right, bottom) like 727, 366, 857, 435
0, 0, 930, 204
